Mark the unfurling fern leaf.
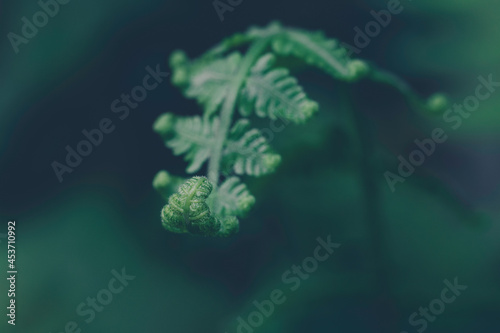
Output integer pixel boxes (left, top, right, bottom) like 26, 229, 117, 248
244, 21, 368, 81
170, 51, 242, 117
211, 177, 255, 217
154, 22, 447, 237
239, 53, 318, 123
270, 25, 369, 81
271, 29, 350, 79
153, 113, 218, 173
161, 176, 219, 235
222, 119, 281, 176
161, 177, 239, 237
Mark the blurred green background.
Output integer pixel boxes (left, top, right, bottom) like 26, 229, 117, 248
0, 0, 499, 332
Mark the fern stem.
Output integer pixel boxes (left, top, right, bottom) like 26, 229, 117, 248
207, 39, 270, 186
368, 66, 435, 112
348, 88, 397, 332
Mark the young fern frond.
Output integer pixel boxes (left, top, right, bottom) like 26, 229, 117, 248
153, 22, 448, 237
230, 21, 367, 81
153, 170, 186, 200
270, 27, 363, 80
209, 177, 255, 217
161, 176, 239, 237
154, 113, 217, 173
239, 53, 319, 123
171, 51, 242, 117
222, 119, 281, 176
210, 21, 448, 112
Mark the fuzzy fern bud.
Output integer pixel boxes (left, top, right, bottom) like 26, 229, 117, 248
425, 93, 449, 113
170, 50, 189, 87
153, 170, 185, 200
161, 177, 239, 237
347, 59, 370, 81
153, 113, 175, 138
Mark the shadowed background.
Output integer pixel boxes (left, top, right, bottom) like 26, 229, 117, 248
0, 0, 499, 332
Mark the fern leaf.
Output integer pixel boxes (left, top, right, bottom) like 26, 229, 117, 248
161, 176, 221, 236
272, 27, 363, 80
170, 51, 242, 116
152, 170, 186, 200
211, 177, 255, 217
244, 22, 368, 81
222, 119, 281, 176
216, 216, 239, 237
161, 176, 240, 237
204, 33, 254, 58
239, 53, 319, 123
153, 113, 218, 173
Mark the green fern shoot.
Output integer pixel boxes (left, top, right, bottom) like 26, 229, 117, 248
152, 21, 447, 237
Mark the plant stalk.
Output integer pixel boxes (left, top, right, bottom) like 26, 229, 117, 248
207, 38, 270, 186
348, 87, 397, 332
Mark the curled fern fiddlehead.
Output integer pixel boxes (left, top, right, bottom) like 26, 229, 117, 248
161, 177, 240, 237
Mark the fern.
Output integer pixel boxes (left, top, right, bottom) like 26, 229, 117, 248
152, 170, 185, 200
239, 53, 319, 123
222, 119, 281, 176
153, 113, 217, 173
270, 25, 359, 80
153, 22, 448, 237
161, 176, 223, 236
210, 177, 255, 217
171, 51, 242, 117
